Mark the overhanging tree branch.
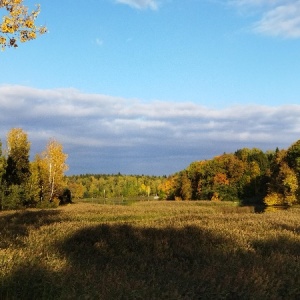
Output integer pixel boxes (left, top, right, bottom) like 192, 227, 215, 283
0, 0, 47, 50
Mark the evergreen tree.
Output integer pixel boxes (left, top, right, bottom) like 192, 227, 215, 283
2, 128, 31, 208
0, 139, 7, 209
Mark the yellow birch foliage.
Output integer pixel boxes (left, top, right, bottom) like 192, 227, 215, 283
40, 139, 68, 202
141, 183, 151, 196
68, 181, 85, 199
0, 0, 46, 50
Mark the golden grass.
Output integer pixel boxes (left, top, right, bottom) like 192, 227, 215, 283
0, 201, 299, 299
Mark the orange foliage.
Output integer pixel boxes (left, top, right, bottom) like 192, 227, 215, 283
213, 173, 229, 185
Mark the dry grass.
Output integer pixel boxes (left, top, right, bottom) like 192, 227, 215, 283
0, 201, 300, 299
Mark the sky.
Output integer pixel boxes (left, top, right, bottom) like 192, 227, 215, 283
1, 0, 300, 175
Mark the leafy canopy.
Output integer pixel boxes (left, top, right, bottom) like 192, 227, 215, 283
0, 0, 46, 50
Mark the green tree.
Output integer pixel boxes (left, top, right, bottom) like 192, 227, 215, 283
2, 128, 31, 208
265, 148, 299, 206
176, 170, 192, 200
0, 139, 5, 178
280, 163, 298, 205
4, 127, 31, 186
26, 158, 44, 206
0, 139, 7, 209
1, 184, 25, 209
234, 148, 271, 203
286, 140, 300, 176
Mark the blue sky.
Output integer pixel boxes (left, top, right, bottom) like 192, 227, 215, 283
1, 0, 300, 175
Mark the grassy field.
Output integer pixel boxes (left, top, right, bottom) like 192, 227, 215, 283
0, 201, 299, 299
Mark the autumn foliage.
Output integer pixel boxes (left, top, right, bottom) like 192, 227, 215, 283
67, 140, 300, 207
67, 173, 165, 201
1, 127, 300, 210
160, 142, 300, 206
0, 128, 68, 210
0, 0, 46, 50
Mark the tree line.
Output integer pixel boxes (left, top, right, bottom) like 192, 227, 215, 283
0, 128, 69, 210
161, 140, 300, 206
2, 127, 300, 210
0, 128, 166, 210
66, 174, 166, 200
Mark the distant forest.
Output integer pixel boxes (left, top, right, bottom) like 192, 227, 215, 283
66, 173, 166, 200
2, 127, 300, 210
68, 139, 300, 207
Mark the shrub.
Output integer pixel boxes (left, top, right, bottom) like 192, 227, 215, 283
1, 185, 24, 210
264, 192, 284, 206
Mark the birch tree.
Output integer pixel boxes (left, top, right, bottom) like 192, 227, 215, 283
39, 139, 68, 203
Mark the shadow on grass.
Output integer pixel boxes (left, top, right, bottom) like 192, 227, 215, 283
0, 210, 62, 249
1, 262, 62, 300
1, 223, 300, 299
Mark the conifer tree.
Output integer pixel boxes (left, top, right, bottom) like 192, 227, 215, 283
4, 127, 30, 185
0, 139, 7, 209
2, 128, 31, 208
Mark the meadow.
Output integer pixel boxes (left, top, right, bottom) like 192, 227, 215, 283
0, 201, 299, 299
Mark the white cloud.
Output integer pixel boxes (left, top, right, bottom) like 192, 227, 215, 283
229, 0, 300, 38
1, 85, 300, 175
253, 2, 300, 37
116, 0, 159, 10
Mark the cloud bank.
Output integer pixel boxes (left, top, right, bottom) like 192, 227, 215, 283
1, 85, 300, 175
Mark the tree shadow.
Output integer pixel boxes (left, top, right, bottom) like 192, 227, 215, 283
58, 224, 233, 298
250, 235, 300, 299
1, 222, 300, 299
0, 210, 62, 249
55, 224, 300, 299
1, 262, 62, 300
